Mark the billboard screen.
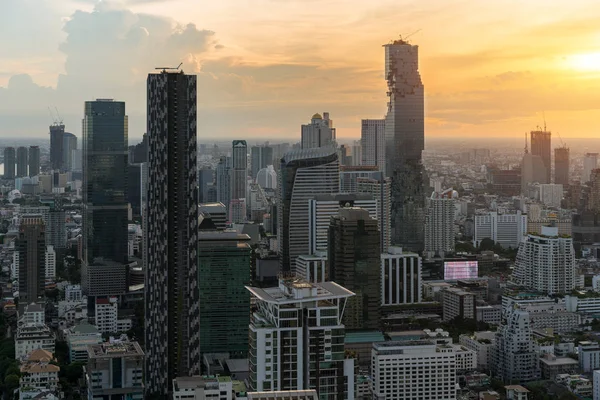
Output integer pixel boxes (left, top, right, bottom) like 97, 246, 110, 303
444, 261, 478, 280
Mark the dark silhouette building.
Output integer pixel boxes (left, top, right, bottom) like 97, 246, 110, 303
328, 207, 381, 330
4, 147, 15, 179
16, 146, 27, 178
127, 164, 142, 218
145, 70, 200, 394
49, 123, 65, 171
28, 146, 40, 177
130, 133, 148, 164
555, 145, 570, 186
18, 214, 46, 306
530, 130, 551, 184
251, 145, 273, 179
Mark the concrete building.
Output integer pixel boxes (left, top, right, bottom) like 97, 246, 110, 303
308, 193, 377, 255
198, 203, 228, 231
473, 211, 527, 249
593, 370, 600, 400
301, 112, 335, 150
443, 287, 476, 322
381, 247, 422, 306
247, 391, 318, 400
565, 294, 600, 315
63, 322, 102, 362
295, 252, 327, 283
82, 259, 127, 297
28, 145, 40, 177
85, 339, 144, 400
231, 140, 248, 202
15, 323, 55, 360
539, 184, 563, 208
521, 153, 548, 193
4, 146, 15, 179
172, 375, 233, 400
17, 214, 46, 306
459, 331, 495, 371
554, 145, 569, 186
539, 354, 578, 379
579, 341, 600, 373
251, 145, 273, 180
338, 166, 380, 193
357, 173, 392, 252
45, 245, 56, 281
63, 132, 77, 171
361, 118, 385, 169
530, 130, 551, 184
256, 165, 277, 190
583, 153, 598, 183
16, 146, 28, 178
513, 226, 575, 295
371, 340, 456, 400
94, 297, 118, 334
424, 189, 456, 258
476, 305, 502, 325
246, 278, 355, 399
278, 146, 339, 273
216, 156, 231, 215
19, 349, 60, 399
328, 207, 381, 330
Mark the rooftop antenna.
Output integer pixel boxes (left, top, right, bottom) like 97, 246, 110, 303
155, 62, 183, 73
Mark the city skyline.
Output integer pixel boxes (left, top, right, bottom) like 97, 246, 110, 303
3, 0, 600, 140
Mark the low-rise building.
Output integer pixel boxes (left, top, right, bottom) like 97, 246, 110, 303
63, 322, 102, 362
19, 349, 60, 399
539, 354, 579, 379
505, 385, 530, 400
172, 376, 233, 400
246, 391, 318, 400
443, 287, 476, 321
476, 305, 502, 325
15, 323, 55, 360
579, 341, 600, 373
451, 344, 477, 373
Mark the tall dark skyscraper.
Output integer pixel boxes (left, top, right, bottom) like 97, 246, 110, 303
250, 145, 273, 179
17, 214, 46, 306
16, 146, 28, 178
198, 167, 214, 204
28, 146, 40, 177
530, 130, 551, 183
555, 145, 570, 186
63, 132, 78, 171
328, 207, 381, 330
49, 123, 65, 171
146, 70, 200, 394
384, 39, 425, 251
231, 140, 248, 201
4, 147, 15, 179
82, 99, 129, 268
216, 156, 231, 214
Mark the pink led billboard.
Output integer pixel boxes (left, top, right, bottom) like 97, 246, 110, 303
444, 261, 478, 280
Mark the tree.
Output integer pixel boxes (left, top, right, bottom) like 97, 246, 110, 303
478, 238, 495, 251
455, 241, 476, 254
3, 373, 19, 394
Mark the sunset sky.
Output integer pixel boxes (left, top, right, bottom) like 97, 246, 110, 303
2, 0, 600, 141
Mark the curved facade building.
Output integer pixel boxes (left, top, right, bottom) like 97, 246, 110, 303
257, 165, 277, 190
278, 147, 339, 273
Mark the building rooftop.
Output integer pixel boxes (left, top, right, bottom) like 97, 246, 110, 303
225, 358, 248, 373
198, 231, 251, 242
540, 356, 578, 366
173, 375, 231, 391
282, 146, 337, 164
312, 193, 374, 202
26, 349, 54, 363
70, 322, 100, 335
505, 385, 530, 393
246, 279, 354, 304
88, 340, 144, 359
345, 331, 386, 344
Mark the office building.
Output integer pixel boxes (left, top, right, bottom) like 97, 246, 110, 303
39, 197, 67, 249
86, 339, 144, 400
381, 247, 422, 306
28, 146, 40, 177
328, 207, 381, 330
71, 149, 83, 172
357, 173, 392, 252
554, 145, 569, 186
173, 376, 233, 400
231, 140, 248, 202
247, 278, 355, 399
361, 118, 385, 169
18, 214, 46, 306
295, 252, 327, 283
513, 226, 575, 295
492, 307, 540, 383
384, 38, 425, 252
301, 112, 335, 149
443, 287, 476, 322
278, 146, 339, 272
539, 183, 563, 208
198, 203, 228, 230
127, 163, 142, 217
256, 165, 277, 190
82, 99, 129, 269
251, 145, 273, 179
49, 123, 65, 171
473, 211, 527, 249
338, 165, 380, 193
16, 146, 27, 178
146, 70, 200, 393
371, 341, 457, 400
530, 130, 551, 183
216, 156, 231, 215
351, 140, 362, 166
82, 258, 127, 297
198, 231, 251, 358
3, 146, 15, 179
62, 132, 77, 171
94, 297, 131, 334
198, 167, 215, 204
584, 153, 598, 183
424, 189, 457, 258
308, 193, 377, 255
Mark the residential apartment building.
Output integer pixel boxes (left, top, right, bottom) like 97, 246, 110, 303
473, 211, 527, 249
19, 349, 60, 399
579, 341, 600, 373
424, 189, 456, 258
459, 331, 495, 371
361, 118, 385, 169
172, 375, 233, 400
301, 113, 335, 150
380, 247, 422, 306
442, 287, 476, 322
356, 174, 392, 252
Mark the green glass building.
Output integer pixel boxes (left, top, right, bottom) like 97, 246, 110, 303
198, 231, 252, 360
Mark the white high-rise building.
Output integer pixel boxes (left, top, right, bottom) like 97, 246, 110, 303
247, 278, 355, 399
95, 297, 118, 334
351, 140, 362, 167
473, 210, 527, 249
371, 340, 457, 400
593, 369, 600, 400
308, 193, 377, 255
256, 165, 277, 190
296, 252, 327, 283
361, 119, 385, 169
424, 189, 456, 258
357, 174, 392, 252
301, 112, 335, 150
583, 153, 598, 183
513, 226, 575, 295
45, 245, 56, 281
492, 306, 540, 383
539, 183, 563, 208
381, 247, 422, 305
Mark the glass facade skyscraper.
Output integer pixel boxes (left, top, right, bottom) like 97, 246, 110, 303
4, 147, 15, 179
82, 100, 129, 267
198, 231, 251, 359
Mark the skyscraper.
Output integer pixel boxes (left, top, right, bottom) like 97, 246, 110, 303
513, 226, 575, 295
554, 145, 570, 186
146, 70, 199, 394
198, 231, 251, 359
18, 214, 46, 306
216, 156, 231, 215
301, 112, 335, 149
16, 146, 28, 178
423, 189, 457, 258
82, 99, 129, 267
4, 147, 15, 179
357, 173, 392, 252
278, 146, 340, 272
583, 153, 598, 183
384, 39, 425, 251
361, 119, 385, 169
530, 130, 551, 183
49, 123, 65, 171
231, 140, 248, 201
62, 132, 78, 171
328, 207, 381, 330
251, 145, 274, 179
28, 146, 40, 177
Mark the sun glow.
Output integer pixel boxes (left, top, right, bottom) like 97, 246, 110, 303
568, 52, 600, 71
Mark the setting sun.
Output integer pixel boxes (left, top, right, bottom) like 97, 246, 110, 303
568, 52, 600, 71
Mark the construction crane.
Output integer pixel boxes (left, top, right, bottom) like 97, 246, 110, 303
155, 62, 183, 72
388, 29, 422, 45
47, 106, 63, 126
